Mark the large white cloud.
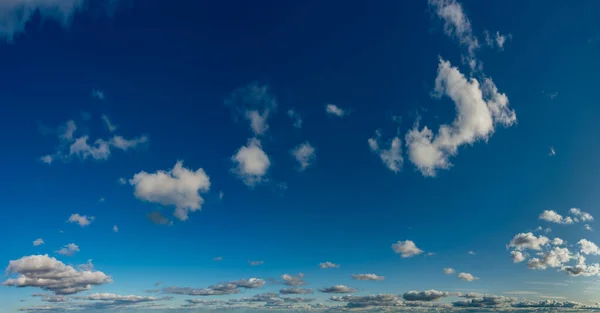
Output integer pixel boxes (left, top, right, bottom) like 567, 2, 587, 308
290, 142, 316, 171
129, 161, 210, 221
392, 240, 424, 258
405, 59, 516, 176
2, 254, 112, 295
508, 232, 550, 251
231, 138, 270, 186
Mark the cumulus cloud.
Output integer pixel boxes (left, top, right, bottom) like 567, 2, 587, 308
231, 138, 270, 187
458, 272, 478, 281
443, 268, 455, 274
330, 294, 402, 308
67, 214, 94, 227
2, 254, 112, 295
281, 273, 306, 287
508, 232, 550, 251
405, 59, 516, 176
325, 104, 349, 117
368, 130, 403, 173
403, 290, 451, 301
279, 288, 313, 295
162, 278, 265, 296
319, 285, 357, 294
351, 274, 385, 281
319, 262, 339, 269
33, 238, 45, 246
287, 109, 303, 128
129, 161, 210, 221
570, 208, 594, 222
290, 142, 316, 171
225, 83, 277, 136
527, 247, 572, 270
562, 255, 600, 277
56, 243, 79, 257
392, 240, 424, 258
511, 251, 526, 263
578, 239, 600, 255
585, 224, 593, 231
539, 210, 574, 224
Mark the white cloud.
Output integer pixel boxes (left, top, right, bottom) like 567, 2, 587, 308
248, 260, 264, 266
226, 83, 277, 136
548, 146, 556, 156
562, 255, 600, 277
368, 130, 403, 173
511, 251, 526, 263
2, 254, 112, 295
319, 285, 357, 294
458, 272, 478, 282
392, 240, 424, 258
443, 268, 455, 274
508, 232, 549, 251
319, 262, 339, 269
112, 225, 118, 233
528, 247, 572, 270
405, 58, 516, 176
539, 210, 574, 224
67, 214, 94, 227
231, 138, 270, 186
92, 89, 105, 100
570, 208, 594, 222
287, 109, 303, 128
325, 104, 349, 117
585, 224, 593, 231
330, 294, 401, 308
281, 273, 306, 286
129, 161, 211, 221
351, 274, 385, 281
56, 243, 80, 256
118, 177, 126, 185
578, 239, 600, 255
291, 142, 316, 171
33, 238, 45, 246
60, 120, 77, 141
551, 238, 565, 246
0, 0, 84, 41
428, 0, 478, 60
101, 115, 118, 133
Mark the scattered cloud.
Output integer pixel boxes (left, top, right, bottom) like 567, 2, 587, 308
548, 146, 556, 156
129, 161, 211, 221
56, 243, 80, 257
585, 224, 593, 231
511, 251, 526, 263
443, 268, 455, 274
163, 278, 265, 296
330, 294, 402, 308
147, 211, 172, 226
291, 142, 316, 171
509, 232, 550, 251
67, 214, 94, 227
484, 30, 512, 50
226, 83, 277, 136
112, 225, 118, 233
351, 274, 385, 281
248, 260, 264, 266
428, 0, 478, 63
539, 208, 593, 225
453, 295, 515, 308
527, 247, 572, 270
578, 239, 600, 255
468, 250, 476, 255
279, 288, 313, 295
405, 58, 516, 176
101, 115, 118, 133
458, 272, 478, 282
319, 285, 357, 294
231, 138, 270, 187
325, 104, 350, 117
92, 89, 105, 100
570, 208, 594, 222
392, 240, 424, 258
3, 254, 112, 295
213, 256, 223, 261
403, 290, 452, 301
368, 130, 403, 173
287, 109, 303, 128
118, 177, 127, 185
319, 262, 340, 269
33, 238, 45, 246
219, 191, 224, 200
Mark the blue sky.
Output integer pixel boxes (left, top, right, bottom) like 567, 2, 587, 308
3, 0, 600, 312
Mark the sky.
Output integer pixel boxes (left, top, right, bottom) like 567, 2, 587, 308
2, 0, 600, 312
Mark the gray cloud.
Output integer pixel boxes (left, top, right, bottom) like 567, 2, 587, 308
351, 273, 385, 281
403, 290, 452, 301
330, 294, 402, 308
281, 273, 306, 287
319, 285, 358, 294
279, 288, 313, 295
162, 278, 265, 296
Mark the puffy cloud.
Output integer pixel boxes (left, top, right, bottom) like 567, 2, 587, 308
67, 214, 94, 227
163, 278, 265, 296
428, 0, 478, 57
510, 251, 526, 263
129, 161, 210, 221
33, 238, 45, 247
508, 232, 550, 251
453, 295, 515, 308
56, 243, 79, 257
248, 260, 264, 266
319, 262, 339, 269
290, 142, 316, 171
392, 240, 424, 258
325, 104, 349, 117
562, 255, 600, 277
458, 272, 478, 281
539, 210, 574, 224
578, 239, 600, 255
330, 294, 402, 308
351, 274, 385, 281
231, 138, 270, 187
101, 115, 117, 133
2, 254, 112, 295
319, 285, 358, 294
443, 268, 455, 274
405, 59, 515, 176
368, 130, 403, 173
403, 290, 451, 301
585, 224, 593, 231
225, 83, 277, 136
112, 225, 118, 233
281, 273, 306, 287
527, 247, 572, 270
0, 0, 84, 41
279, 288, 313, 295
570, 208, 594, 222
551, 238, 565, 246
287, 109, 303, 128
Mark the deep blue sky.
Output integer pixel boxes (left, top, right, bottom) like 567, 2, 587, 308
2, 1, 600, 312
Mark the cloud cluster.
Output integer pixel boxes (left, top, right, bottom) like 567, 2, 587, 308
3, 254, 112, 295
279, 288, 313, 295
392, 240, 424, 258
539, 208, 594, 225
428, 0, 478, 59
405, 59, 516, 177
129, 161, 211, 221
162, 278, 265, 296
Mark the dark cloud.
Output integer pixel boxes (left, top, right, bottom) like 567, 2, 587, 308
403, 290, 452, 301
